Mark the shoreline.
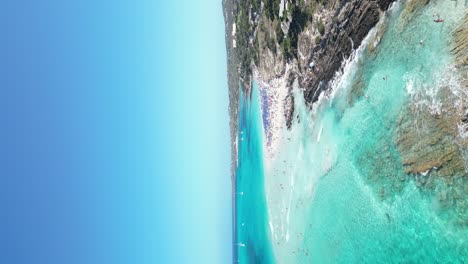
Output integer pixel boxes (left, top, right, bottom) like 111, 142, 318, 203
254, 66, 291, 164
226, 0, 468, 262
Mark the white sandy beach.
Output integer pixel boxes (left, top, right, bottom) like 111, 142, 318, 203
254, 65, 292, 164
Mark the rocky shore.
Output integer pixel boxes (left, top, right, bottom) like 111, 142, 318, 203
223, 0, 398, 170
224, 0, 397, 139
301, 0, 394, 104
224, 0, 467, 188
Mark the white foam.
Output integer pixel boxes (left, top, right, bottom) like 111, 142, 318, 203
259, 2, 406, 262
309, 2, 399, 119
317, 123, 323, 143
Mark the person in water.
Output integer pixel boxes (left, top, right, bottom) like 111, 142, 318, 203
433, 13, 444, 23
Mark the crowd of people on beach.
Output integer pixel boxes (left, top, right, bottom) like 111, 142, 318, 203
254, 68, 291, 159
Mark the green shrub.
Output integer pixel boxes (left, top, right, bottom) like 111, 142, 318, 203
317, 20, 325, 35
282, 36, 292, 59
265, 0, 280, 20
275, 21, 284, 44
315, 36, 321, 45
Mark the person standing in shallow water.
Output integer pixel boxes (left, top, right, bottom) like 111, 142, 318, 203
433, 13, 444, 23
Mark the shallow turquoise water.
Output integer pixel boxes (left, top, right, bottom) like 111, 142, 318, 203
236, 1, 467, 263
236, 82, 275, 263
301, 2, 467, 262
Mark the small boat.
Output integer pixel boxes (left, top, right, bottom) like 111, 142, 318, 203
434, 18, 444, 23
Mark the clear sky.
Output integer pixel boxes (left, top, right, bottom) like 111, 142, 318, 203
2, 0, 231, 263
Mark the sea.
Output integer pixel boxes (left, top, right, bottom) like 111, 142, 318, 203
236, 0, 467, 263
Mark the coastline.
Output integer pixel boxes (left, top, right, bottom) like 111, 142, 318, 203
223, 1, 399, 180
225, 0, 468, 262
254, 66, 290, 164
221, 1, 240, 262
235, 81, 275, 263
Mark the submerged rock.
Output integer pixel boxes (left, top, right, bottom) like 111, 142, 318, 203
396, 86, 468, 177
452, 13, 468, 91
396, 11, 468, 180
396, 0, 430, 31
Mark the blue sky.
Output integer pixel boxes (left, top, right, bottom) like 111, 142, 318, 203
2, 0, 231, 263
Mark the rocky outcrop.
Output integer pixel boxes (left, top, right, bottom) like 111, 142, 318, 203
452, 13, 468, 67
395, 80, 468, 226
396, 107, 467, 177
395, 76, 468, 178
302, 0, 395, 104
227, 0, 396, 130
395, 12, 468, 178
377, 0, 394, 10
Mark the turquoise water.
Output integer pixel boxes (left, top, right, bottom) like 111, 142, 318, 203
301, 2, 467, 263
236, 82, 275, 263
237, 0, 467, 263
